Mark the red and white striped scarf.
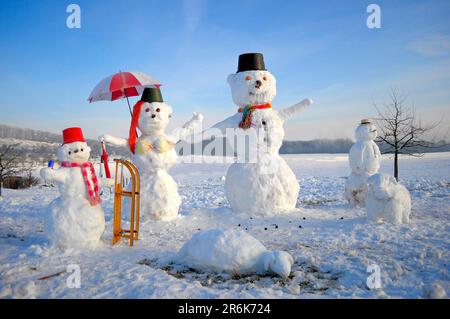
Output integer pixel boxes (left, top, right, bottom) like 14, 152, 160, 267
61, 161, 101, 206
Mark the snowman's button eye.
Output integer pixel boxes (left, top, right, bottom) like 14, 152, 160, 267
145, 108, 150, 113
156, 108, 160, 112
68, 151, 71, 155
81, 148, 84, 152
245, 75, 251, 81
263, 76, 267, 81
262, 120, 267, 125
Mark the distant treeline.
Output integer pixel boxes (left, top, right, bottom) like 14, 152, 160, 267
1, 124, 449, 157
281, 139, 354, 154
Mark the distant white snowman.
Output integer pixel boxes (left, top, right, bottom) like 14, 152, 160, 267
100, 87, 203, 221
209, 53, 313, 216
171, 229, 294, 279
40, 127, 113, 249
345, 119, 381, 207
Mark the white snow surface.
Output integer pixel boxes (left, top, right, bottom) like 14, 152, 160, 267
0, 152, 448, 298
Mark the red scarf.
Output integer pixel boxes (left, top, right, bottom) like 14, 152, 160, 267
238, 103, 271, 129
129, 101, 145, 154
61, 161, 101, 206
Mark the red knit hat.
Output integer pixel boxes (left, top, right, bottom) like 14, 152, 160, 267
62, 127, 85, 145
129, 101, 145, 154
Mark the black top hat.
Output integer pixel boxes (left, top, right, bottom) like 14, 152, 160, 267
237, 53, 266, 73
140, 87, 163, 103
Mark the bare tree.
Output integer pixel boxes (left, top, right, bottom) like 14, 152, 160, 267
21, 161, 40, 188
0, 144, 21, 196
374, 90, 441, 181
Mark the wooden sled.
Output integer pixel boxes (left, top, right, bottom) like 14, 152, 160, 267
112, 159, 140, 246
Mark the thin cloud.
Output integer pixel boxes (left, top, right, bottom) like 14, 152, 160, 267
408, 34, 450, 57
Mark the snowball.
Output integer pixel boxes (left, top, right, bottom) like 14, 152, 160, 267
425, 282, 447, 299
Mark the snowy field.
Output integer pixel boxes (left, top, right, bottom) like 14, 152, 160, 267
0, 152, 448, 299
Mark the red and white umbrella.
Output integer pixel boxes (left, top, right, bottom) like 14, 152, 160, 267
87, 71, 161, 115
88, 70, 160, 178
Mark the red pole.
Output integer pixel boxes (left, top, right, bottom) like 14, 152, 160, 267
101, 141, 111, 178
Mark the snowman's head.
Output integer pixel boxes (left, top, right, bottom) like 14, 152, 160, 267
264, 251, 294, 279
227, 70, 276, 106
138, 101, 172, 135
248, 109, 285, 156
57, 141, 91, 163
355, 123, 377, 142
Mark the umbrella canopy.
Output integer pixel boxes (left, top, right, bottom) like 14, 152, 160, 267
87, 71, 161, 103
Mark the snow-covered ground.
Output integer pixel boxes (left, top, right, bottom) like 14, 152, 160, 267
0, 153, 448, 299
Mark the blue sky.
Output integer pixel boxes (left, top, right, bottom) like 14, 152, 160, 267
0, 0, 449, 140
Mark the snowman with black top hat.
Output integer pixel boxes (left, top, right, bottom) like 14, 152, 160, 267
100, 87, 203, 221
210, 53, 313, 216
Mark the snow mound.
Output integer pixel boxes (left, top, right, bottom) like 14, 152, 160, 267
172, 229, 294, 278
366, 173, 411, 224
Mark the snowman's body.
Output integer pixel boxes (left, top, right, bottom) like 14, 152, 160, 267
40, 140, 111, 249
210, 64, 312, 216
102, 99, 202, 222
226, 156, 299, 215
345, 122, 381, 207
172, 228, 294, 278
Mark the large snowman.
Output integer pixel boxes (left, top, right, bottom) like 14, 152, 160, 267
100, 87, 203, 221
210, 53, 313, 216
40, 127, 113, 249
345, 119, 381, 206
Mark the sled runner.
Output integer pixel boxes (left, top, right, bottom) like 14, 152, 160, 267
112, 159, 140, 246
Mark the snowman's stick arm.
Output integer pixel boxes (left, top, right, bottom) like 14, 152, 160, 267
98, 134, 128, 147
277, 98, 313, 122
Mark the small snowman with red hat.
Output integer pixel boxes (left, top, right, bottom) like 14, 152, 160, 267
208, 53, 313, 216
100, 87, 203, 221
40, 127, 113, 249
